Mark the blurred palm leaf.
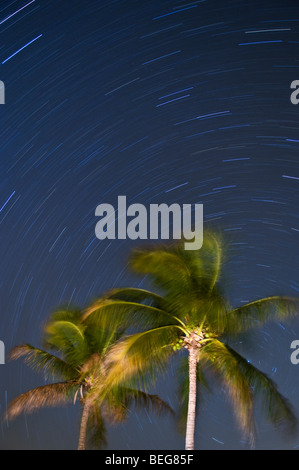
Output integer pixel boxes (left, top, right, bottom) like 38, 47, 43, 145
224, 296, 299, 334
7, 305, 173, 450
6, 382, 77, 421
9, 344, 78, 380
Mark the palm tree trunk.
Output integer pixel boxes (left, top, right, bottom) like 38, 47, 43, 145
78, 400, 90, 450
185, 346, 198, 450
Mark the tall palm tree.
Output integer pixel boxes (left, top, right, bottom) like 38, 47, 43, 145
6, 307, 173, 450
84, 232, 299, 450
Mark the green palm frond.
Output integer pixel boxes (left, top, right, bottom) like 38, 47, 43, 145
134, 257, 197, 315
9, 344, 79, 380
103, 326, 185, 390
129, 231, 224, 296
130, 247, 195, 290
197, 289, 230, 334
102, 386, 174, 427
85, 322, 122, 359
227, 346, 296, 433
127, 234, 226, 323
119, 387, 174, 416
225, 296, 299, 334
200, 339, 255, 447
44, 320, 90, 366
206, 232, 223, 290
177, 233, 224, 294
83, 298, 183, 331
45, 308, 82, 324
105, 287, 165, 307
129, 247, 207, 314
101, 395, 128, 424
5, 382, 77, 421
44, 308, 110, 360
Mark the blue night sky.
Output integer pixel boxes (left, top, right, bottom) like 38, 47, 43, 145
0, 0, 299, 450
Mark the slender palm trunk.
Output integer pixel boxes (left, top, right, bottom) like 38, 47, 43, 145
185, 346, 198, 450
78, 400, 90, 450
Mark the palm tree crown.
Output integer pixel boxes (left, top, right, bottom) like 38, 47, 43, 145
7, 307, 173, 450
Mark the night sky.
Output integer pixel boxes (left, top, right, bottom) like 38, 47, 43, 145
1, 0, 299, 450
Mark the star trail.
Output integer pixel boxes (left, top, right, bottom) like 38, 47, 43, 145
2, 34, 43, 65
0, 0, 299, 450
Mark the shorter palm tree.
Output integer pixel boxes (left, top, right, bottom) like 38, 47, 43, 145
6, 307, 173, 450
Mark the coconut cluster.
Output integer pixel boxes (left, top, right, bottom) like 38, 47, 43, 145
183, 328, 206, 350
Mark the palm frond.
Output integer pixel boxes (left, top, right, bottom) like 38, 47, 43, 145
9, 344, 78, 380
127, 235, 226, 323
101, 396, 129, 424
119, 387, 174, 416
83, 298, 182, 332
44, 320, 90, 366
205, 232, 224, 291
129, 247, 208, 315
177, 231, 225, 294
101, 386, 174, 429
129, 247, 195, 290
130, 232, 224, 290
200, 339, 255, 447
225, 296, 299, 334
202, 289, 231, 334
5, 382, 77, 421
103, 326, 184, 390
227, 346, 296, 434
45, 308, 82, 324
105, 287, 165, 307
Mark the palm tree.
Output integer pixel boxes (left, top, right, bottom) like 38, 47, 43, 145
6, 307, 173, 450
83, 232, 299, 450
